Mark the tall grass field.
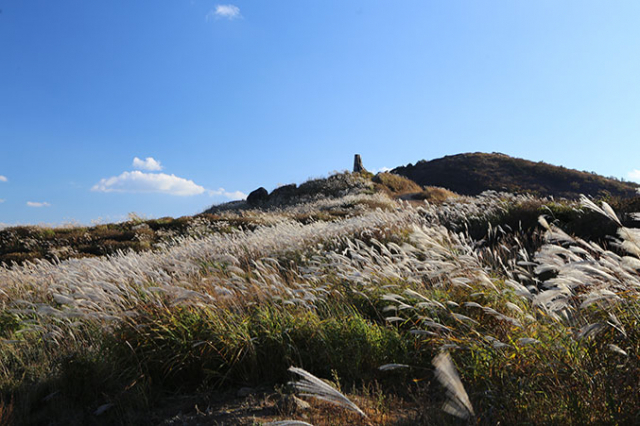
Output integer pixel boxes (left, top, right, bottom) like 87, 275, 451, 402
1, 174, 639, 425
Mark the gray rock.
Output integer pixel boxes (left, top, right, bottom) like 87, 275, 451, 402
276, 394, 311, 414
247, 187, 269, 206
269, 183, 298, 206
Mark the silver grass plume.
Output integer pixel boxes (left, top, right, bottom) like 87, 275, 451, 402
580, 195, 622, 226
433, 351, 475, 419
608, 344, 628, 357
378, 363, 410, 371
288, 366, 367, 417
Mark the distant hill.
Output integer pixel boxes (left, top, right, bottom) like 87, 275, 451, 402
392, 152, 640, 199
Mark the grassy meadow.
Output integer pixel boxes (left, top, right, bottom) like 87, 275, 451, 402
0, 173, 639, 425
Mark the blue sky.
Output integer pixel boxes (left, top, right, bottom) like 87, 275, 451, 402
1, 1, 640, 226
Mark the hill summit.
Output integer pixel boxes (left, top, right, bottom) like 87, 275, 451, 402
392, 152, 639, 199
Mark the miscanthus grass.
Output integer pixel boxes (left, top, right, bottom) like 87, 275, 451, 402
0, 190, 639, 424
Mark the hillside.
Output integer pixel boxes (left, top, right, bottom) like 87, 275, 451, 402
2, 172, 640, 424
392, 152, 640, 199
3, 163, 639, 268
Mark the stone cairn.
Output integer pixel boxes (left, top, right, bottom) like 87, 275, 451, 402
353, 154, 365, 173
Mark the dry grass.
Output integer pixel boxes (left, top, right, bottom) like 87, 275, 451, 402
1, 189, 640, 424
372, 173, 423, 197
412, 186, 458, 203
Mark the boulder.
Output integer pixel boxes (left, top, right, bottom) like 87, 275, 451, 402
275, 394, 311, 414
246, 187, 269, 206
269, 183, 298, 206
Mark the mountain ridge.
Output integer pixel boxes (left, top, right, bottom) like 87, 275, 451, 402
391, 152, 639, 199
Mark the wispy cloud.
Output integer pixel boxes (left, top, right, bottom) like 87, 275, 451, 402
27, 201, 51, 208
0, 175, 7, 182
208, 188, 246, 200
133, 157, 163, 171
0, 199, 4, 203
92, 171, 206, 196
628, 170, 640, 182
207, 4, 241, 21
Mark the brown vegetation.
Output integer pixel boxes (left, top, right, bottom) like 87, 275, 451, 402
2, 162, 640, 425
392, 152, 640, 199
373, 172, 423, 196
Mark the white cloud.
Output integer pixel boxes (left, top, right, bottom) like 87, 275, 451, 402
0, 175, 7, 182
92, 171, 206, 196
208, 188, 246, 200
133, 157, 163, 171
207, 4, 241, 21
628, 170, 640, 182
27, 201, 51, 208
0, 199, 4, 203
375, 167, 392, 174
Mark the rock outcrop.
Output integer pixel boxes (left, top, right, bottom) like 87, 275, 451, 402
246, 187, 269, 206
269, 184, 298, 206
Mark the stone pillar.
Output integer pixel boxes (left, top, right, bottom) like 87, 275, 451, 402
353, 154, 364, 173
